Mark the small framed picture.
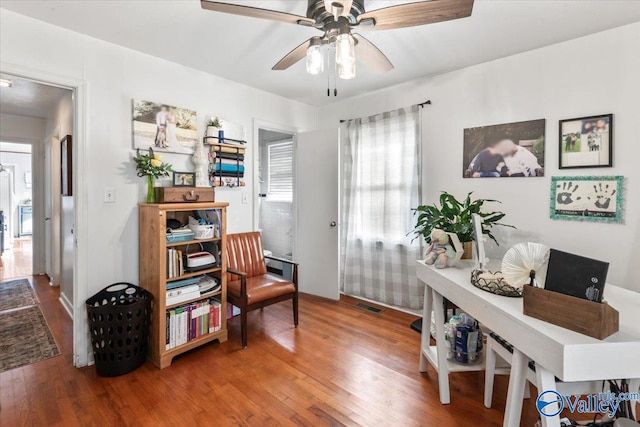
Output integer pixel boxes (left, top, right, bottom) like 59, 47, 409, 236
173, 172, 195, 187
559, 114, 612, 169
550, 175, 623, 223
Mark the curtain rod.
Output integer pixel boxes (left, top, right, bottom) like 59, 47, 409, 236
339, 100, 431, 123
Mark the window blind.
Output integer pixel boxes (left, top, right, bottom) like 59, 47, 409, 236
267, 141, 293, 202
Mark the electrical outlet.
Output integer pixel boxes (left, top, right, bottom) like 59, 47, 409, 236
241, 192, 249, 204
104, 187, 115, 203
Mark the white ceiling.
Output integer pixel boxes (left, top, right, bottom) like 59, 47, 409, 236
2, 1, 640, 106
0, 75, 71, 119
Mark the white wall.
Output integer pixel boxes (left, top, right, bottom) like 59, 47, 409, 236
319, 22, 640, 291
44, 92, 73, 300
0, 113, 45, 143
0, 10, 317, 297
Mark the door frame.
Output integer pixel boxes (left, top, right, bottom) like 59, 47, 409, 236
0, 62, 89, 367
252, 119, 298, 256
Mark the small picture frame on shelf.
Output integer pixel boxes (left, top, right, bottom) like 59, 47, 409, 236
559, 113, 613, 169
173, 172, 195, 187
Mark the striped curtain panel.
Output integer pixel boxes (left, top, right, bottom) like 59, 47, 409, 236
340, 105, 423, 309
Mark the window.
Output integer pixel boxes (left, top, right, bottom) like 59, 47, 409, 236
267, 141, 293, 202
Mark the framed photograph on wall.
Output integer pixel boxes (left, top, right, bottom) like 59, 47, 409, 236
559, 114, 613, 169
173, 172, 195, 187
61, 135, 72, 196
132, 99, 198, 155
463, 119, 545, 178
550, 175, 623, 223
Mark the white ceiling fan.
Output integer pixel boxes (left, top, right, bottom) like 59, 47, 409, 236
201, 0, 474, 84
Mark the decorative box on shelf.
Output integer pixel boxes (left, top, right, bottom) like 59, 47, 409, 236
155, 187, 214, 203
523, 285, 619, 340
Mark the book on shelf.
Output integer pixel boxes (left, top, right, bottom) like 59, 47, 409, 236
166, 277, 200, 290
166, 248, 185, 279
165, 297, 223, 350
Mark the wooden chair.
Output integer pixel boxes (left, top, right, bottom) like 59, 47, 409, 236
225, 231, 298, 348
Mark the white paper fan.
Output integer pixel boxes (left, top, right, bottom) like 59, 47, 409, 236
501, 242, 550, 289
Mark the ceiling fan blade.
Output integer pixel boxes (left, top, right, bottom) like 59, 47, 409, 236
356, 0, 474, 31
353, 34, 393, 73
272, 38, 313, 71
323, 0, 353, 18
201, 1, 315, 27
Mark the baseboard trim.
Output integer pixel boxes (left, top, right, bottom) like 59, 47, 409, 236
59, 291, 73, 319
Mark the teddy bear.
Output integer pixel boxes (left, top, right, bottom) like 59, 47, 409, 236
425, 229, 456, 269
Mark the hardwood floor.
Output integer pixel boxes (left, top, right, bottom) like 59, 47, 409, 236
0, 237, 33, 281
0, 278, 543, 427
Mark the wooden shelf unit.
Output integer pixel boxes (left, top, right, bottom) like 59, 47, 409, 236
139, 201, 229, 368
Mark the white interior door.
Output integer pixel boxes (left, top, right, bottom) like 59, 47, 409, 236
295, 129, 340, 300
44, 138, 52, 278
0, 167, 15, 248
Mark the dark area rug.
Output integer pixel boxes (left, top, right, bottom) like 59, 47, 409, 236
0, 278, 39, 312
0, 306, 60, 372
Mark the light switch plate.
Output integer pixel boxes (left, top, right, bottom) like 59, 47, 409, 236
104, 187, 115, 203
241, 192, 249, 204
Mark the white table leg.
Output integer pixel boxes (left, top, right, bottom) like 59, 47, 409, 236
536, 367, 561, 427
503, 348, 528, 427
419, 283, 433, 372
432, 289, 451, 404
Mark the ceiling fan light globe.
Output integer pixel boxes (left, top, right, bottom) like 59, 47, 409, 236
338, 60, 356, 80
306, 44, 324, 75
335, 33, 355, 65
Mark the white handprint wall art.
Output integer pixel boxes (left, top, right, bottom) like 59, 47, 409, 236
550, 176, 624, 223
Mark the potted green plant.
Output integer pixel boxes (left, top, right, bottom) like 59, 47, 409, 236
411, 192, 514, 259
206, 116, 222, 138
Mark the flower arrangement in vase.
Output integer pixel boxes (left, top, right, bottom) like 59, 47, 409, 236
133, 148, 173, 203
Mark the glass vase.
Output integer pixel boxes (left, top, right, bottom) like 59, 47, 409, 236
146, 175, 156, 203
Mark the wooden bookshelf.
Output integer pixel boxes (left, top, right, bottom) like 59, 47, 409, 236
139, 201, 229, 368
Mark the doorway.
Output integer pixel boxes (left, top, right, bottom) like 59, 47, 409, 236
0, 143, 33, 280
257, 129, 295, 276
0, 71, 82, 365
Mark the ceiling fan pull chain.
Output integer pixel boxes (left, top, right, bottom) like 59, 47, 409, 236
327, 47, 331, 96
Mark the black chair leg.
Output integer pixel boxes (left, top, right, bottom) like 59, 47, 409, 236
293, 294, 299, 327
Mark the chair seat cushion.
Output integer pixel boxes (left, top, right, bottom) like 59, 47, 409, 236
228, 273, 296, 305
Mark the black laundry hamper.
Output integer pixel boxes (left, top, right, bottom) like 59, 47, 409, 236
86, 283, 152, 377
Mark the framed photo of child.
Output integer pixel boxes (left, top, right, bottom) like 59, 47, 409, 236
559, 114, 613, 169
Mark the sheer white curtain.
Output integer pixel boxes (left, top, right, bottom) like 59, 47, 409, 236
340, 105, 423, 309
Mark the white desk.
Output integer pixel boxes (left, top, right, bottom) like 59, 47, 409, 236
417, 260, 640, 427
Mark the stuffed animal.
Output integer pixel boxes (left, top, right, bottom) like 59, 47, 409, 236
425, 229, 456, 269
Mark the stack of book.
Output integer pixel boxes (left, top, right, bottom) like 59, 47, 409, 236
165, 297, 223, 350
166, 275, 221, 306
166, 228, 195, 243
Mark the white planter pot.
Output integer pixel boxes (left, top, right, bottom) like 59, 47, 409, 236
206, 126, 219, 138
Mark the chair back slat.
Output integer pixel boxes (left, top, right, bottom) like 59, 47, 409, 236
226, 232, 268, 280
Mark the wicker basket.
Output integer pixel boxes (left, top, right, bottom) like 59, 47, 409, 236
470, 269, 523, 297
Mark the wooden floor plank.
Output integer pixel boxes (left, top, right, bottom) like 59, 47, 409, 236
0, 275, 549, 426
